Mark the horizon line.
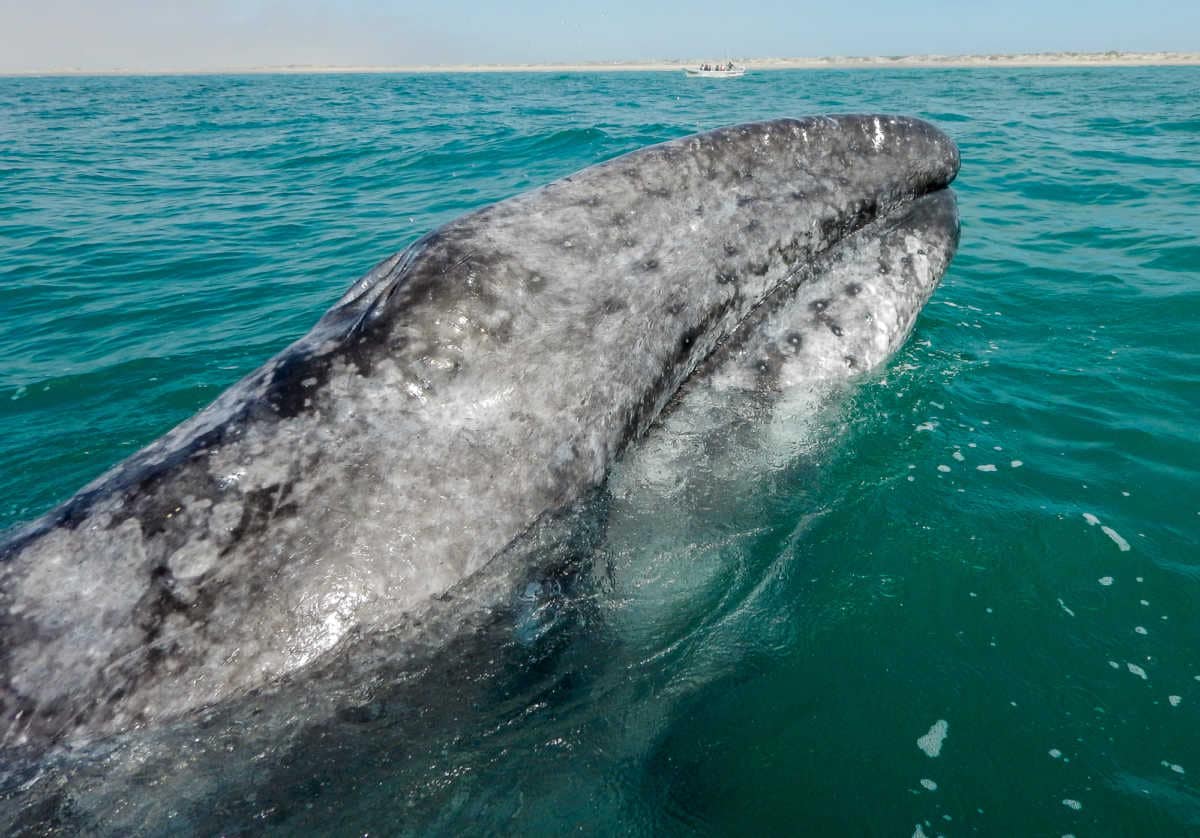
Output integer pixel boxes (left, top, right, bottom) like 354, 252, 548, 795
3, 49, 1199, 78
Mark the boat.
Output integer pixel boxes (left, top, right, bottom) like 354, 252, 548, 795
684, 63, 747, 78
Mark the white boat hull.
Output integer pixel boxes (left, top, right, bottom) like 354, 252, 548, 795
684, 67, 747, 78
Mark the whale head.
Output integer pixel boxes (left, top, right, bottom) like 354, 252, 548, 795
0, 115, 959, 755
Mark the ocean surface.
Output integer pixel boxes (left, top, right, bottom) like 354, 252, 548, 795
1, 67, 1198, 835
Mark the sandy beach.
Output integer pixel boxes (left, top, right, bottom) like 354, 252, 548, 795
7, 51, 1200, 77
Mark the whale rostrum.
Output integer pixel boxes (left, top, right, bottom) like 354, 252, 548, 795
0, 115, 959, 747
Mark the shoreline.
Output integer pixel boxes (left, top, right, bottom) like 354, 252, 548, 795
4, 51, 1199, 77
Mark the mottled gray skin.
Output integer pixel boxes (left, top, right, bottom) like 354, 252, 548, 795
0, 115, 958, 749
0, 192, 961, 838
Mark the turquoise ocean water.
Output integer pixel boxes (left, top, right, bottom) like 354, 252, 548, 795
1, 68, 1198, 834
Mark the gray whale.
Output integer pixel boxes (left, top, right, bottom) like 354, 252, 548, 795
0, 115, 959, 758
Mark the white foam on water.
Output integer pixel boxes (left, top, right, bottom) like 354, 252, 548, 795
912, 825, 928, 838
1135, 626, 1148, 635
952, 451, 965, 462
977, 464, 997, 472
1101, 526, 1131, 551
916, 421, 938, 432
917, 719, 949, 758
1169, 695, 1181, 707
1057, 599, 1075, 617
920, 778, 938, 791
1108, 661, 1120, 669
937, 465, 951, 473
1010, 460, 1023, 468
1099, 576, 1114, 586
1050, 748, 1063, 759
1081, 513, 1131, 551
1162, 761, 1185, 774
1063, 799, 1083, 810
1140, 600, 1149, 606
1127, 663, 1148, 680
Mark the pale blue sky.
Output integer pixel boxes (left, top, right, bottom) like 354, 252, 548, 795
1, 0, 1196, 72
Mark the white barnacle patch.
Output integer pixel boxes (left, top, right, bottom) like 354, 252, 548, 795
217, 469, 245, 490
871, 117, 886, 151
903, 234, 932, 283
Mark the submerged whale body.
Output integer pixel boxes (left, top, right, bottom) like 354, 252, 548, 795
0, 115, 959, 777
